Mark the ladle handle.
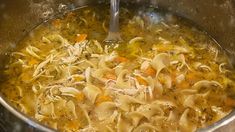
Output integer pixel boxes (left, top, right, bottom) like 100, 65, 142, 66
109, 0, 120, 33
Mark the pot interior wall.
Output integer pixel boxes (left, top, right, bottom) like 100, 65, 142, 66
0, 0, 234, 131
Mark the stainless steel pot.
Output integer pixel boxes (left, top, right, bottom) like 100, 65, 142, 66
0, 0, 234, 131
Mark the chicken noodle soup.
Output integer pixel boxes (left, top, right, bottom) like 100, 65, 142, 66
1, 5, 235, 132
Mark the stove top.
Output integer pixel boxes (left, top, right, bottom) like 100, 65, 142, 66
0, 104, 40, 132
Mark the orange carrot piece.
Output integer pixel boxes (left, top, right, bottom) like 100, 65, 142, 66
156, 46, 169, 51
75, 92, 85, 102
20, 71, 33, 82
176, 81, 190, 89
75, 34, 87, 43
28, 58, 38, 65
95, 95, 112, 106
144, 66, 156, 77
136, 76, 148, 86
114, 56, 128, 63
186, 71, 202, 84
158, 75, 165, 84
66, 12, 76, 18
225, 97, 235, 107
66, 120, 80, 130
104, 72, 117, 80
52, 19, 62, 28
73, 76, 84, 82
170, 73, 177, 85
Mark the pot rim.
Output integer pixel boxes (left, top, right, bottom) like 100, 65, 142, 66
0, 95, 55, 132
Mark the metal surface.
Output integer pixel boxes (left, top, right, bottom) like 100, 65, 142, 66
104, 0, 123, 43
0, 0, 234, 131
0, 99, 54, 132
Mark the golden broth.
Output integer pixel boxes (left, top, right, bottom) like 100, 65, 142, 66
1, 5, 235, 132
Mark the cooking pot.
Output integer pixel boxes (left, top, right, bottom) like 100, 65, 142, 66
0, 0, 234, 131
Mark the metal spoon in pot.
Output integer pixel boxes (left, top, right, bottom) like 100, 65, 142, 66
104, 0, 123, 43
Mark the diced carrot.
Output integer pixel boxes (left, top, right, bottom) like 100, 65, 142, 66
66, 120, 80, 130
20, 72, 32, 82
75, 34, 87, 43
176, 81, 190, 89
136, 76, 148, 86
225, 97, 235, 107
28, 58, 38, 65
114, 56, 128, 63
104, 72, 117, 80
66, 12, 76, 18
73, 76, 84, 82
95, 95, 112, 106
144, 66, 156, 77
52, 19, 62, 28
186, 71, 202, 84
205, 72, 217, 80
158, 75, 165, 84
157, 46, 169, 51
75, 92, 85, 102
170, 72, 177, 85
155, 45, 173, 52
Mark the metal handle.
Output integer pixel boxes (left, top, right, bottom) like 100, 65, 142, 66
109, 0, 120, 33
